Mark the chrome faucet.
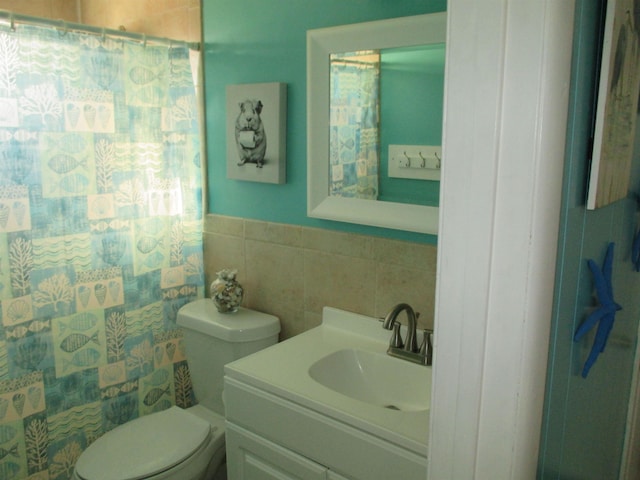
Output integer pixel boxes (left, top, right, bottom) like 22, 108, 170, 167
382, 303, 418, 353
382, 303, 432, 366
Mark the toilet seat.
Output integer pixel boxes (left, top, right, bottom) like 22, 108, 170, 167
74, 407, 213, 480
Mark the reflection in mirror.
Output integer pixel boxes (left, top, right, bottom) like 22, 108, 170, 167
328, 45, 445, 204
379, 44, 445, 206
307, 13, 446, 234
329, 50, 381, 200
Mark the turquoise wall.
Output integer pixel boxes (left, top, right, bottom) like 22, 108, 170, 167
538, 0, 640, 478
201, 0, 446, 244
379, 46, 444, 206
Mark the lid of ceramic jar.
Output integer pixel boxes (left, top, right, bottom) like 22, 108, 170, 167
177, 298, 280, 342
74, 406, 210, 480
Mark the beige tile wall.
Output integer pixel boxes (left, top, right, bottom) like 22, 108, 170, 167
79, 0, 200, 42
204, 214, 438, 339
0, 0, 200, 43
0, 0, 78, 21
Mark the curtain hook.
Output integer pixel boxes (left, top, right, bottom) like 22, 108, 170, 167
59, 19, 68, 36
9, 12, 15, 32
101, 27, 106, 42
142, 34, 147, 48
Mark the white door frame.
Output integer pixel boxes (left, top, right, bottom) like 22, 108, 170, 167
429, 1, 576, 478
620, 327, 640, 479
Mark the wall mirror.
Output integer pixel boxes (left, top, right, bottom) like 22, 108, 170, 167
307, 13, 446, 234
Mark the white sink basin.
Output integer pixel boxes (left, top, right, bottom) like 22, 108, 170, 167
308, 348, 430, 412
224, 307, 433, 455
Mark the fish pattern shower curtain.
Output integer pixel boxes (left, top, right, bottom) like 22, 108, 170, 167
0, 24, 203, 480
329, 50, 380, 200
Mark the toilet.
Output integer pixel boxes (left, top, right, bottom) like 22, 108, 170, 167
72, 299, 280, 480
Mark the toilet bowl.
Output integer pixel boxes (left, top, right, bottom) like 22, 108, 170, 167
71, 300, 280, 480
72, 406, 225, 480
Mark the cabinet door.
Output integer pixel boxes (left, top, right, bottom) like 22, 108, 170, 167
226, 423, 327, 480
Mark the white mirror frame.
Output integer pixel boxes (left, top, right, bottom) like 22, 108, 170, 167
307, 13, 446, 235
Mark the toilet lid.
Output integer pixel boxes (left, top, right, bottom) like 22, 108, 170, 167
75, 407, 211, 480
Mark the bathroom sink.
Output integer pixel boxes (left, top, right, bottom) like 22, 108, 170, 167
308, 348, 430, 412
224, 307, 433, 455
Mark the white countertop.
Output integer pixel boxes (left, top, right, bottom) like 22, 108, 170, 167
224, 307, 431, 456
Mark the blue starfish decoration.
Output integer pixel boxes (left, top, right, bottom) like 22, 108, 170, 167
573, 242, 622, 378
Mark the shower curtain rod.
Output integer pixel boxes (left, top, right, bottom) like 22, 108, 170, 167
0, 9, 200, 51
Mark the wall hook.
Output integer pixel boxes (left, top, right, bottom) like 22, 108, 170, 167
434, 151, 441, 169
418, 152, 426, 168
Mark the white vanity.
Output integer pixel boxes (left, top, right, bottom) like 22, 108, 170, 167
223, 307, 431, 480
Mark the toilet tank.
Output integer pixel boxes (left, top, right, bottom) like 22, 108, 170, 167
177, 299, 280, 416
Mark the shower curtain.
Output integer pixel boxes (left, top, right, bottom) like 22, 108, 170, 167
329, 50, 380, 200
0, 23, 203, 480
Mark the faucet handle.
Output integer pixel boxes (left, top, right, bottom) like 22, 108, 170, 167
418, 329, 432, 354
419, 329, 433, 366
389, 323, 404, 349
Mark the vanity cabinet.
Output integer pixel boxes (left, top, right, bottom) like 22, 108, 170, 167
224, 376, 427, 480
226, 423, 349, 480
223, 307, 430, 480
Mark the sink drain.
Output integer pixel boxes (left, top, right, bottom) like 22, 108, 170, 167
384, 404, 401, 411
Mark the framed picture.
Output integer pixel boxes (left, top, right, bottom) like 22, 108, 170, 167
587, 0, 640, 209
226, 82, 287, 184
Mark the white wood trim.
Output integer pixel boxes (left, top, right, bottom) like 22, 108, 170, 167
586, 0, 614, 209
428, 1, 575, 478
620, 321, 640, 479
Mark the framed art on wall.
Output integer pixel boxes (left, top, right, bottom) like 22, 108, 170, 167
226, 82, 287, 184
587, 0, 640, 209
